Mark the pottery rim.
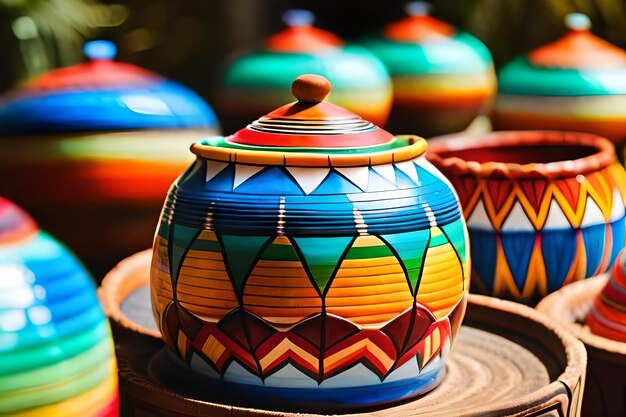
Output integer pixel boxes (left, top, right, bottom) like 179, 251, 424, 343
427, 130, 616, 180
189, 134, 427, 167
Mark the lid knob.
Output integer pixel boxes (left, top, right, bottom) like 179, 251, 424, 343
292, 74, 331, 103
405, 1, 432, 16
83, 40, 117, 61
565, 13, 591, 31
283, 9, 315, 27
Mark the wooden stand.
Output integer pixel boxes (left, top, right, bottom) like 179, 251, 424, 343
100, 251, 586, 416
538, 275, 626, 417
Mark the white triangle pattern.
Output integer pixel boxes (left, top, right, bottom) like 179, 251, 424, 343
286, 167, 330, 195
394, 161, 420, 185
466, 200, 493, 231
544, 199, 571, 230
610, 189, 626, 222
335, 166, 370, 191
205, 161, 228, 182
233, 165, 265, 189
501, 201, 535, 232
371, 164, 396, 185
581, 196, 606, 227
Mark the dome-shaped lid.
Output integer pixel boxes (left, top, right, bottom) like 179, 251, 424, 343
194, 75, 424, 166
361, 2, 493, 74
265, 9, 343, 53
0, 198, 37, 245
586, 249, 626, 342
499, 13, 626, 96
0, 40, 217, 135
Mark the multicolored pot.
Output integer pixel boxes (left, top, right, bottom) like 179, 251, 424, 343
360, 2, 496, 137
151, 75, 469, 410
0, 40, 219, 275
0, 198, 118, 416
494, 14, 626, 148
215, 9, 393, 133
428, 131, 626, 305
586, 249, 626, 341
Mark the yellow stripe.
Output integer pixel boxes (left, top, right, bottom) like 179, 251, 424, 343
352, 235, 386, 247
259, 338, 318, 371
417, 241, 463, 319
324, 339, 394, 373
11, 365, 118, 417
202, 335, 227, 364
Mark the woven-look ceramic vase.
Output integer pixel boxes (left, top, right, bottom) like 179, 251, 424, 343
151, 75, 469, 410
494, 13, 626, 149
428, 131, 626, 305
215, 9, 392, 133
361, 2, 496, 137
0, 198, 118, 416
0, 40, 219, 275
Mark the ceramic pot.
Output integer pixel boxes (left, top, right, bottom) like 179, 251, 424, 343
537, 253, 626, 417
215, 9, 393, 133
428, 131, 626, 305
0, 40, 220, 277
494, 13, 626, 149
360, 2, 496, 138
151, 75, 469, 410
0, 198, 118, 416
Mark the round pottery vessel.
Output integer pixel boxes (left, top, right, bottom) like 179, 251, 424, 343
537, 250, 626, 416
0, 198, 118, 416
494, 13, 626, 148
360, 1, 496, 137
150, 75, 469, 410
428, 130, 626, 305
102, 250, 586, 416
215, 9, 393, 132
0, 40, 220, 276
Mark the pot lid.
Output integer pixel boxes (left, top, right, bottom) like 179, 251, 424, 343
194, 75, 424, 165
498, 13, 626, 96
0, 198, 37, 245
0, 40, 218, 135
361, 2, 493, 75
265, 9, 343, 53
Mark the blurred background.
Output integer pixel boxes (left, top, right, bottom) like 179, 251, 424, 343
1, 0, 625, 131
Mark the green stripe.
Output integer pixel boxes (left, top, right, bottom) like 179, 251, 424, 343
344, 244, 394, 260
430, 232, 448, 247
498, 56, 626, 96
0, 321, 110, 376
199, 136, 409, 155
0, 357, 113, 414
0, 337, 112, 394
261, 242, 300, 262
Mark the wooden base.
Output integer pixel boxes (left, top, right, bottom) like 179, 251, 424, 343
100, 251, 586, 416
538, 275, 626, 417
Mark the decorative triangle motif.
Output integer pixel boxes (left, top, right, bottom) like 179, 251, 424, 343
441, 219, 468, 265
206, 161, 229, 183
335, 166, 370, 191
542, 229, 577, 292
286, 167, 330, 195
501, 232, 536, 292
168, 224, 201, 288
220, 234, 273, 295
519, 179, 547, 214
292, 236, 355, 294
371, 164, 396, 186
486, 180, 512, 212
501, 201, 535, 232
557, 178, 582, 215
234, 165, 265, 189
581, 223, 607, 277
380, 229, 430, 295
394, 161, 420, 186
581, 196, 606, 227
544, 199, 571, 229
467, 200, 493, 230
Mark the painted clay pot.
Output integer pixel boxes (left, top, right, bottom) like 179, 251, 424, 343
215, 9, 393, 133
494, 13, 626, 150
0, 198, 118, 416
428, 130, 626, 305
151, 75, 469, 410
360, 2, 496, 138
101, 250, 586, 416
537, 252, 626, 417
0, 40, 220, 277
